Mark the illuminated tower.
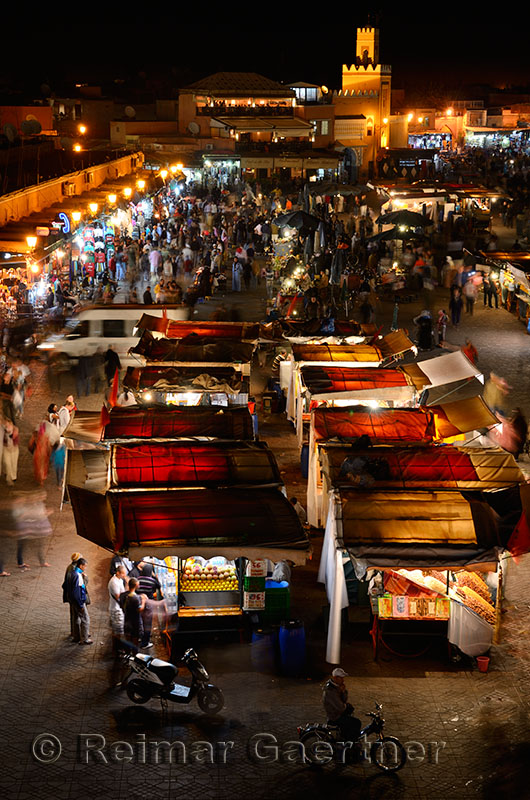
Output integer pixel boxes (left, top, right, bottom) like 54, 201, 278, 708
334, 27, 392, 177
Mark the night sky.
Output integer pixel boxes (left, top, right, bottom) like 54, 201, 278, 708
2, 10, 528, 97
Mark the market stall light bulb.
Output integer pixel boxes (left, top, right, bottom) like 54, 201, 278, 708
26, 236, 37, 249
144, 393, 153, 402
136, 180, 146, 190
73, 144, 82, 152
160, 170, 168, 180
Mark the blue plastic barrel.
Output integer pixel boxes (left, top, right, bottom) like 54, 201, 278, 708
300, 444, 309, 478
279, 620, 306, 677
251, 628, 276, 672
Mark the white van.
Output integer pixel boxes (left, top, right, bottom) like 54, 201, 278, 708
38, 304, 190, 367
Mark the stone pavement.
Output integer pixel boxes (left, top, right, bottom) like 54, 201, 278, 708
1, 257, 530, 800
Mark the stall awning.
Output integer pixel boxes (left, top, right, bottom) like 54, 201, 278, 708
292, 330, 413, 365
63, 406, 255, 443
301, 366, 411, 395
131, 330, 256, 363
402, 351, 480, 390
293, 343, 382, 364
319, 445, 523, 490
68, 485, 311, 564
136, 316, 260, 341
111, 441, 280, 488
339, 489, 478, 546
429, 396, 498, 439
104, 406, 254, 441
312, 406, 436, 444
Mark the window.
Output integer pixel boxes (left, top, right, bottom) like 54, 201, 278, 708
321, 120, 329, 136
103, 319, 125, 337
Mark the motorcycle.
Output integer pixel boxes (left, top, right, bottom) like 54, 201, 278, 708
123, 647, 224, 715
298, 702, 406, 772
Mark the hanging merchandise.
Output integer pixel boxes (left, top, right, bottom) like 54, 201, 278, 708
82, 229, 96, 278
105, 225, 115, 267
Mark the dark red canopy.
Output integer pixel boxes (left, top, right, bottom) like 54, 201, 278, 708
320, 445, 523, 489
68, 485, 310, 563
312, 407, 435, 444
301, 366, 409, 394
112, 441, 280, 487
136, 315, 259, 340
105, 406, 254, 441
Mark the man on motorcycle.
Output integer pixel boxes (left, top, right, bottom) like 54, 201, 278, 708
322, 668, 361, 742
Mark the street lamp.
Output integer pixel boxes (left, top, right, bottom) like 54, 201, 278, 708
123, 187, 132, 198
136, 179, 146, 190
88, 202, 98, 214
72, 211, 82, 223
107, 194, 117, 204
78, 124, 87, 135
160, 169, 168, 180
26, 236, 37, 250
73, 143, 82, 152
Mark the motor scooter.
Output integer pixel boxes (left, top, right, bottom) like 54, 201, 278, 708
123, 647, 224, 715
298, 702, 406, 772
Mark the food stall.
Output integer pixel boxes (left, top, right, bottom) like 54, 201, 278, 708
63, 405, 310, 647
318, 447, 526, 664
285, 330, 415, 445
477, 251, 530, 325
123, 365, 249, 408
306, 396, 499, 528
68, 484, 310, 649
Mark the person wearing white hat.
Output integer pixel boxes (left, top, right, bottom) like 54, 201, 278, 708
322, 667, 361, 742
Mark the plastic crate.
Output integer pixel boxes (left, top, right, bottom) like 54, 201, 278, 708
264, 587, 290, 617
244, 576, 266, 592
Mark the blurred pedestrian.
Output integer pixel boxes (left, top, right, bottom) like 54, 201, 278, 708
104, 345, 121, 385
449, 286, 463, 327
462, 338, 478, 365
2, 419, 19, 486
437, 309, 449, 345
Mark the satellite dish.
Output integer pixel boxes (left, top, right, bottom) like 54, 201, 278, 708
3, 124, 17, 143
125, 106, 136, 118
188, 121, 200, 135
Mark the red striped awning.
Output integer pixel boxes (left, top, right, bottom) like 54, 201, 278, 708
112, 442, 279, 487
312, 407, 435, 444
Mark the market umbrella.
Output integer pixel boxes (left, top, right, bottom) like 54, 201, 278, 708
366, 227, 412, 243
274, 210, 320, 231
376, 210, 434, 228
